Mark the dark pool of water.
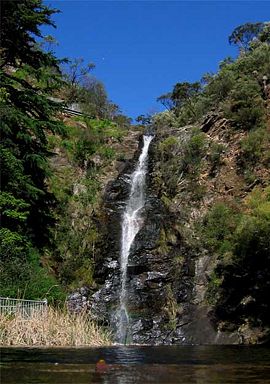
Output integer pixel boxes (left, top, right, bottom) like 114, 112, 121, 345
1, 345, 270, 383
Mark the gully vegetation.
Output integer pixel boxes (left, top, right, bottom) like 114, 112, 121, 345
0, 0, 269, 344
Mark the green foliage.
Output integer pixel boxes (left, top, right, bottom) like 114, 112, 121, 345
187, 181, 207, 201
0, 227, 64, 302
0, 228, 29, 261
74, 135, 98, 166
98, 146, 116, 160
172, 82, 201, 108
240, 126, 269, 165
153, 21, 270, 332
62, 58, 131, 123
73, 118, 123, 166
203, 67, 236, 106
164, 284, 179, 330
1, 5, 65, 247
0, 0, 67, 301
257, 22, 270, 44
52, 202, 99, 288
156, 92, 174, 110
0, 0, 59, 69
207, 272, 223, 305
183, 130, 207, 175
46, 115, 127, 289
0, 0, 132, 300
173, 82, 202, 123
158, 136, 179, 160
202, 203, 237, 253
223, 77, 265, 130
136, 114, 152, 126
228, 22, 266, 51
113, 114, 132, 129
0, 192, 30, 223
152, 110, 179, 130
154, 127, 207, 202
209, 142, 226, 174
205, 188, 270, 326
157, 22, 269, 128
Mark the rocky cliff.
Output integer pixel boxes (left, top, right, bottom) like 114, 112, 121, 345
67, 36, 270, 345
76, 104, 269, 345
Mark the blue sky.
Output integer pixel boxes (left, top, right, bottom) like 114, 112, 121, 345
44, 1, 269, 120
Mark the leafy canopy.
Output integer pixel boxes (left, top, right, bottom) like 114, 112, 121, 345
0, 0, 65, 300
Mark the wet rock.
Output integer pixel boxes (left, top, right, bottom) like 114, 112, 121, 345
67, 286, 91, 314
87, 132, 241, 345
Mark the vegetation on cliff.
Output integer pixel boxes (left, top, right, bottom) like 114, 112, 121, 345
1, 0, 269, 344
0, 0, 132, 302
154, 21, 270, 339
1, 0, 66, 301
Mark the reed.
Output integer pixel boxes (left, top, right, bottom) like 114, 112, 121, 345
0, 307, 111, 347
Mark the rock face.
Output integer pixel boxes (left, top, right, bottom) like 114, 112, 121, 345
85, 134, 240, 345
67, 287, 92, 313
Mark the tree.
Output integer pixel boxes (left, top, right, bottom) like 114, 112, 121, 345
228, 22, 265, 52
113, 114, 132, 129
258, 22, 270, 44
62, 58, 95, 103
40, 35, 59, 53
170, 81, 201, 117
78, 77, 109, 118
156, 92, 175, 110
0, 0, 65, 297
0, 0, 58, 69
136, 114, 152, 126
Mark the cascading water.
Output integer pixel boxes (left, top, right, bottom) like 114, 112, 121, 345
117, 135, 153, 344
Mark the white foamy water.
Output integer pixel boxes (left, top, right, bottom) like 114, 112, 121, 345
118, 135, 153, 343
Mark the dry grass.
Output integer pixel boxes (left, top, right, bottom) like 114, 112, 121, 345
0, 307, 111, 347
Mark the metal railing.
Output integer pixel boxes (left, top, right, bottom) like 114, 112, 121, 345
48, 97, 94, 118
0, 297, 48, 318
63, 106, 95, 119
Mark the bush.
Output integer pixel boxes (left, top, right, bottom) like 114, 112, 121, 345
202, 202, 237, 253
152, 110, 179, 130
209, 142, 226, 173
204, 67, 236, 105
158, 136, 179, 160
240, 126, 269, 165
223, 78, 265, 130
98, 146, 116, 160
207, 187, 270, 326
183, 130, 207, 175
74, 136, 97, 166
0, 247, 65, 303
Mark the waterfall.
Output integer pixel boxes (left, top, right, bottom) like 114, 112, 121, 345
117, 135, 153, 344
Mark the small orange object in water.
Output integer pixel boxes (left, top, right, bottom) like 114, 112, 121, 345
95, 359, 108, 373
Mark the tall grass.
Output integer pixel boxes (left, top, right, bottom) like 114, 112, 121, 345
0, 307, 111, 347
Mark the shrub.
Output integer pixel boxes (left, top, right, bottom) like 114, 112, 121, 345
240, 126, 269, 165
0, 247, 65, 303
183, 130, 207, 175
209, 142, 226, 172
152, 110, 179, 130
74, 136, 97, 166
202, 202, 237, 253
158, 136, 179, 160
207, 187, 270, 326
204, 67, 236, 105
98, 146, 116, 160
223, 78, 265, 130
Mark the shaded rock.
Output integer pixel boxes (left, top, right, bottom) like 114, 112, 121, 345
87, 131, 244, 345
67, 286, 91, 314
